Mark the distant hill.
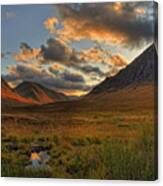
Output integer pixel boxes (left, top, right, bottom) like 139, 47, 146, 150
1, 78, 36, 106
1, 77, 11, 90
14, 81, 69, 104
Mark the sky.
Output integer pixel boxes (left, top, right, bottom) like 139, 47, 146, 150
1, 2, 157, 96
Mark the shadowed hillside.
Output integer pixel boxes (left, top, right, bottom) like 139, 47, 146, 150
90, 44, 157, 94
1, 78, 37, 106
14, 81, 69, 104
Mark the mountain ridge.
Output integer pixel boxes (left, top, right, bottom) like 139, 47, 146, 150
14, 81, 69, 104
1, 78, 37, 106
90, 44, 157, 95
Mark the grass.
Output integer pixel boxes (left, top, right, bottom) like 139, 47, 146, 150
1, 110, 157, 180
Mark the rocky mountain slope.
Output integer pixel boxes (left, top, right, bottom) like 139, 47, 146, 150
90, 44, 157, 95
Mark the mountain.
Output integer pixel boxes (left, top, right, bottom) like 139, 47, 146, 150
14, 81, 69, 104
1, 77, 11, 90
1, 78, 36, 106
1, 43, 157, 112
39, 43, 157, 112
90, 44, 157, 95
79, 43, 157, 111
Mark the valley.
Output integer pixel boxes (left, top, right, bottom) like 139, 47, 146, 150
1, 44, 158, 179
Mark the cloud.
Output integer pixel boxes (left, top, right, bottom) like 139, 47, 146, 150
13, 37, 128, 70
62, 71, 85, 83
40, 38, 79, 63
4, 64, 91, 95
39, 38, 125, 78
48, 63, 65, 73
53, 2, 156, 46
77, 64, 105, 77
44, 17, 59, 33
134, 7, 146, 14
79, 47, 109, 63
13, 42, 40, 63
108, 54, 128, 67
3, 2, 157, 96
10, 38, 126, 96
5, 64, 44, 81
79, 46, 128, 67
48, 64, 85, 83
1, 51, 12, 59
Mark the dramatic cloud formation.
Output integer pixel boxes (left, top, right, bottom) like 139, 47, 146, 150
79, 46, 128, 67
3, 2, 157, 96
53, 2, 156, 46
9, 38, 129, 95
4, 63, 91, 96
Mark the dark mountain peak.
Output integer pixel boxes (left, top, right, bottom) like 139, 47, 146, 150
24, 81, 46, 88
90, 43, 157, 94
15, 81, 44, 90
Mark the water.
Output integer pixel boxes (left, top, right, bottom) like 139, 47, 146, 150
26, 149, 50, 170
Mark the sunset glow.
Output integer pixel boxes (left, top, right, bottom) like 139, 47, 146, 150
1, 2, 156, 96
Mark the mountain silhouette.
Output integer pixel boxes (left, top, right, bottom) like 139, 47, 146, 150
90, 44, 157, 95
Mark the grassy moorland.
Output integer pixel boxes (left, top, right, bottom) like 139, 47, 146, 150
1, 106, 157, 180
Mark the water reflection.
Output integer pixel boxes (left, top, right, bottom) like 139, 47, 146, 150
26, 147, 50, 169
30, 151, 41, 168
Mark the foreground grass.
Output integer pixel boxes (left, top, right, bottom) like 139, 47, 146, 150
1, 111, 157, 180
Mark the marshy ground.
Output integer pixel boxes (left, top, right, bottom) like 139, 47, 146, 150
1, 106, 157, 180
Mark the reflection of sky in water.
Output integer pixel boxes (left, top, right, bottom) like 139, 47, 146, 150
29, 150, 50, 169
31, 152, 40, 160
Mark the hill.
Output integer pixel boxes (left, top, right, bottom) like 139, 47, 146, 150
14, 81, 69, 104
90, 44, 157, 95
1, 78, 36, 106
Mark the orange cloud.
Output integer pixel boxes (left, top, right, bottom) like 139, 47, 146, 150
109, 54, 128, 67
55, 3, 154, 47
134, 7, 146, 14
56, 18, 127, 45
79, 47, 128, 67
7, 65, 16, 74
113, 2, 123, 12
79, 47, 107, 63
48, 63, 65, 73
13, 48, 40, 63
44, 17, 59, 33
